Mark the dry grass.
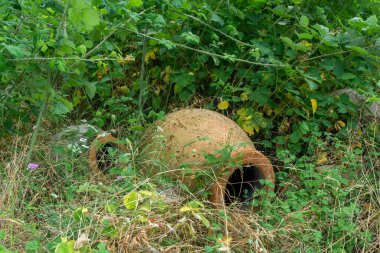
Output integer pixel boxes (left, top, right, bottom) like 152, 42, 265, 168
0, 127, 379, 252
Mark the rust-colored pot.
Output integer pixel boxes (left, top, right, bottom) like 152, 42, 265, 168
88, 133, 127, 176
140, 109, 275, 207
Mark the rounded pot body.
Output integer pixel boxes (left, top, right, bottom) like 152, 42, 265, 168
140, 109, 275, 207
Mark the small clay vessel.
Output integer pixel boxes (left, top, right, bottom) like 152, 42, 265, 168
140, 109, 275, 207
88, 132, 127, 176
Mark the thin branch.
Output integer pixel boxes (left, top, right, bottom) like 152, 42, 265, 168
55, 0, 70, 41
6, 57, 129, 62
300, 45, 380, 62
121, 27, 285, 67
170, 9, 254, 48
138, 28, 148, 122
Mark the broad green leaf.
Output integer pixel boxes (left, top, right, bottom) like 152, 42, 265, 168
280, 36, 310, 52
60, 38, 75, 54
126, 0, 143, 8
82, 9, 100, 31
94, 243, 110, 253
299, 15, 309, 27
158, 39, 176, 49
298, 33, 313, 40
181, 32, 200, 44
347, 45, 368, 56
69, 0, 100, 32
193, 212, 210, 228
25, 240, 40, 253
123, 191, 139, 210
305, 78, 318, 91
210, 13, 224, 26
145, 13, 166, 28
83, 82, 96, 99
40, 44, 48, 53
0, 55, 6, 71
250, 87, 270, 106
54, 238, 75, 253
349, 17, 367, 28
0, 244, 12, 253
56, 60, 67, 72
248, 0, 267, 9
3, 44, 30, 58
302, 68, 321, 91
339, 73, 356, 80
72, 207, 88, 222
312, 24, 329, 35
52, 96, 73, 115
366, 15, 378, 26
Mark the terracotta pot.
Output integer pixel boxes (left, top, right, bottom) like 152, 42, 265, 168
50, 124, 101, 161
88, 132, 127, 175
140, 109, 275, 207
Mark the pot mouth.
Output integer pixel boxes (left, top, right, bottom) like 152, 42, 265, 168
88, 133, 126, 175
95, 142, 119, 174
224, 165, 262, 207
210, 149, 275, 208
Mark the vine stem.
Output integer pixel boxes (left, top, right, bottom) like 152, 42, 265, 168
121, 28, 285, 67
169, 9, 254, 48
138, 28, 148, 123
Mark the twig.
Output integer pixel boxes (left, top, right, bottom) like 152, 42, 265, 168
7, 57, 130, 62
55, 0, 70, 41
170, 9, 254, 48
121, 27, 285, 68
300, 45, 380, 62
138, 28, 148, 122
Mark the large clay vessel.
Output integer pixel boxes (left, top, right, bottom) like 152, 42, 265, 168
139, 109, 275, 207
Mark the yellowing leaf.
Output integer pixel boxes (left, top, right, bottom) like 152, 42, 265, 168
240, 92, 249, 101
123, 191, 139, 210
316, 152, 328, 165
180, 205, 198, 212
310, 99, 317, 114
144, 49, 157, 63
192, 212, 210, 228
241, 122, 254, 135
218, 101, 229, 110
139, 190, 154, 197
334, 120, 346, 130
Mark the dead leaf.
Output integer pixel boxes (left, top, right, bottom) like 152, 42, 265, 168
74, 233, 90, 249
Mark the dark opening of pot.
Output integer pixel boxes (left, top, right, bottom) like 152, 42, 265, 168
95, 143, 118, 174
224, 166, 262, 207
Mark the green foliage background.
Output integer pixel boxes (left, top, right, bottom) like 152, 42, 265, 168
0, 0, 379, 252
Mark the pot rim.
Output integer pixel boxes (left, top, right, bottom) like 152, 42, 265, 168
209, 148, 275, 207
88, 133, 127, 175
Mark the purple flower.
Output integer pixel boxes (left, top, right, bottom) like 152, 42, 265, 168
28, 163, 39, 170
115, 176, 125, 181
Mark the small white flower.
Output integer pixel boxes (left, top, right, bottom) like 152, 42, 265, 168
80, 137, 87, 143
156, 126, 164, 133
